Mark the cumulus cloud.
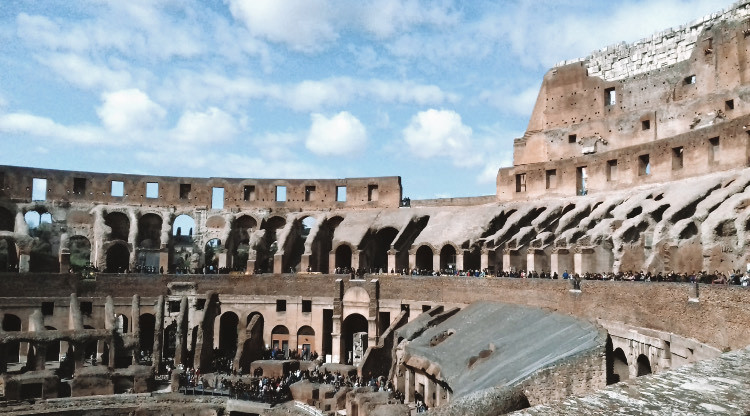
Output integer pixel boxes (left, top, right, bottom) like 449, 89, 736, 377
171, 107, 239, 143
0, 113, 103, 144
37, 53, 133, 91
402, 109, 475, 161
97, 89, 166, 133
306, 111, 367, 156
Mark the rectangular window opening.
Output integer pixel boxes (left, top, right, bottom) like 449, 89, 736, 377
545, 169, 557, 190
709, 137, 720, 164
638, 154, 651, 176
607, 160, 618, 182
32, 178, 47, 201
568, 134, 577, 144
336, 186, 347, 202
146, 182, 159, 199
111, 181, 124, 197
195, 299, 206, 310
725, 99, 735, 111
604, 87, 616, 106
577, 166, 588, 195
641, 120, 650, 130
302, 299, 312, 313
80, 301, 93, 316
515, 173, 526, 193
305, 185, 316, 202
168, 300, 181, 313
684, 75, 696, 85
243, 185, 256, 201
276, 299, 287, 312
73, 178, 86, 195
41, 301, 54, 316
672, 147, 684, 170
179, 184, 191, 200
212, 187, 225, 209
422, 305, 431, 312
276, 186, 287, 202
368, 184, 379, 202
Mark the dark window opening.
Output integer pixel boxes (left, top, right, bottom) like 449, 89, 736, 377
672, 147, 684, 170
684, 75, 696, 85
244, 185, 256, 201
607, 160, 618, 182
146, 182, 158, 199
641, 120, 650, 130
515, 173, 526, 193
545, 169, 557, 189
401, 304, 410, 312
179, 184, 191, 199
709, 137, 720, 164
605, 87, 616, 106
422, 305, 431, 312
195, 299, 206, 310
111, 181, 124, 197
638, 154, 651, 176
73, 178, 86, 195
168, 300, 181, 313
276, 186, 287, 202
42, 302, 54, 316
302, 300, 312, 313
305, 186, 316, 202
336, 186, 347, 202
726, 99, 734, 110
368, 184, 379, 202
568, 134, 577, 143
276, 299, 287, 312
80, 301, 93, 316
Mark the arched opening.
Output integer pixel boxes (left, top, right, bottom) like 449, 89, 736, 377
360, 227, 398, 272
3, 314, 21, 363
139, 314, 156, 359
271, 325, 290, 358
137, 213, 162, 272
0, 237, 18, 272
227, 215, 256, 272
255, 216, 286, 273
342, 313, 368, 365
204, 238, 221, 273
611, 347, 630, 384
104, 212, 130, 241
218, 312, 239, 363
162, 321, 177, 360
68, 236, 91, 272
0, 206, 14, 231
115, 314, 128, 334
44, 326, 60, 362
105, 243, 130, 273
309, 216, 343, 273
464, 245, 481, 271
25, 211, 57, 272
283, 216, 317, 273
415, 245, 433, 272
636, 354, 652, 377
297, 326, 315, 359
83, 325, 98, 362
239, 312, 265, 372
439, 245, 457, 272
170, 214, 196, 274
335, 244, 352, 271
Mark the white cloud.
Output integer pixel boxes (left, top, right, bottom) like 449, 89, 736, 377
402, 109, 476, 162
171, 107, 239, 143
226, 0, 337, 52
38, 53, 133, 91
306, 111, 367, 156
360, 0, 458, 38
0, 113, 103, 144
97, 89, 166, 133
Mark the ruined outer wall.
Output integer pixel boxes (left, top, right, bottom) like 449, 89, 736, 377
0, 165, 402, 210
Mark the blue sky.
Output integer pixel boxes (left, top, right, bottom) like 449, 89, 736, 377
0, 0, 730, 199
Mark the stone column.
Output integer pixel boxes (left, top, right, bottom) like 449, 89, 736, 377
573, 247, 595, 275
404, 369, 414, 403
131, 294, 140, 365
328, 251, 336, 274
352, 249, 363, 272
174, 297, 188, 367
455, 251, 464, 272
153, 296, 165, 372
273, 253, 283, 274
300, 254, 311, 272
408, 252, 416, 271
432, 253, 440, 272
387, 249, 397, 273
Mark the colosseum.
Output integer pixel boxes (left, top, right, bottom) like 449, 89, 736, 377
2, 2, 750, 416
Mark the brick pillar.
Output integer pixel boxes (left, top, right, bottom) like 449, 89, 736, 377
387, 250, 397, 273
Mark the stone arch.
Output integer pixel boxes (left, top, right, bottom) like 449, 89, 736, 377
283, 216, 317, 273
0, 237, 18, 272
439, 244, 457, 271
25, 210, 57, 272
218, 312, 239, 360
415, 245, 434, 271
115, 314, 129, 334
227, 215, 257, 272
464, 245, 481, 271
342, 313, 368, 365
136, 213, 162, 249
239, 312, 265, 372
68, 235, 91, 272
105, 242, 130, 273
139, 313, 156, 355
612, 347, 630, 383
104, 211, 130, 241
311, 216, 343, 273
297, 326, 315, 358
3, 313, 21, 363
170, 214, 196, 273
360, 227, 398, 272
334, 243, 353, 270
636, 353, 652, 376
204, 238, 221, 272
0, 206, 14, 231
255, 216, 287, 273
271, 325, 290, 356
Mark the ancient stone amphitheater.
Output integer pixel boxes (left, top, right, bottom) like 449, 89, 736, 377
2, 2, 750, 415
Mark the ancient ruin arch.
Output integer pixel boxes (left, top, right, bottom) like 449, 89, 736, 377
255, 216, 286, 273
0, 237, 18, 272
104, 212, 129, 241
163, 321, 177, 359
25, 210, 57, 272
115, 314, 128, 334
139, 314, 156, 355
271, 325, 290, 355
611, 347, 630, 383
297, 326, 315, 357
170, 214, 196, 273
204, 238, 221, 272
415, 245, 434, 271
227, 215, 257, 272
239, 312, 265, 371
68, 235, 91, 271
360, 227, 398, 272
105, 243, 130, 273
2, 314, 21, 363
335, 243, 353, 270
636, 354, 652, 376
310, 216, 344, 273
0, 206, 14, 231
440, 244, 457, 271
136, 213, 162, 249
218, 312, 239, 360
342, 313, 368, 365
24, 210, 52, 237
464, 245, 481, 271
283, 216, 317, 273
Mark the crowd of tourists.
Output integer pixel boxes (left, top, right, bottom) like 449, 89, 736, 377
497, 269, 750, 285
